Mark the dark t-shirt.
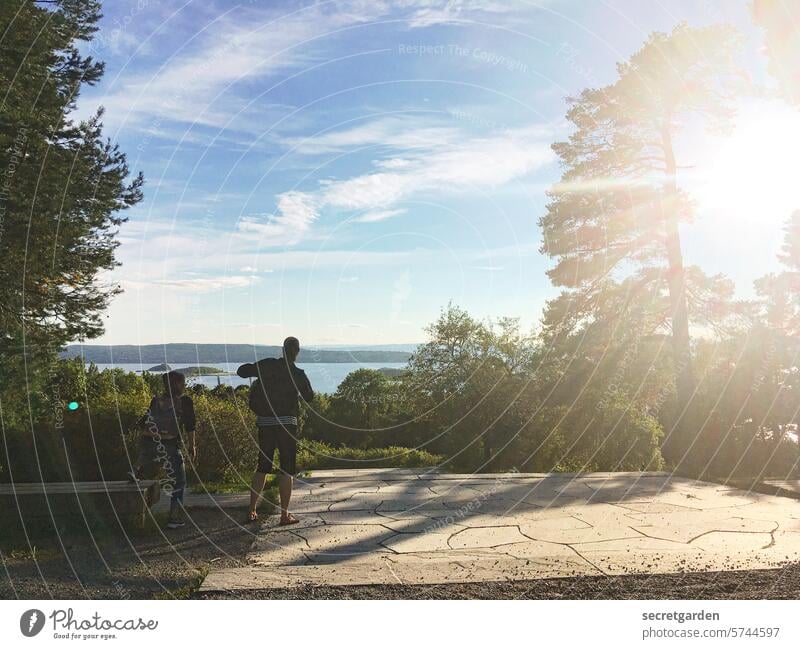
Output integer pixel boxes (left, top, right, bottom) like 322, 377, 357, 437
138, 394, 195, 441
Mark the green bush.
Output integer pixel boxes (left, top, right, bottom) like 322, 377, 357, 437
190, 392, 257, 484
296, 440, 442, 471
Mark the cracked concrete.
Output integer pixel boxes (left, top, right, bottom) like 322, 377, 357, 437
200, 469, 800, 593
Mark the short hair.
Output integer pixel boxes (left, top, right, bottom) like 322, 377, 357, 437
283, 336, 300, 356
162, 370, 185, 390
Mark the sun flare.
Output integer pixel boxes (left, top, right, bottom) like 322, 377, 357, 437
695, 100, 800, 228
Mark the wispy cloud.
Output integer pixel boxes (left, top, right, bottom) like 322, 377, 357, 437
354, 208, 407, 223
399, 0, 531, 28
240, 120, 555, 245
282, 117, 460, 155
238, 192, 320, 245
91, 1, 529, 135
123, 274, 258, 293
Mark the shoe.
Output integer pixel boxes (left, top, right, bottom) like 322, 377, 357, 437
165, 519, 185, 529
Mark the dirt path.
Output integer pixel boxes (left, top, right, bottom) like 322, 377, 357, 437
1, 507, 257, 599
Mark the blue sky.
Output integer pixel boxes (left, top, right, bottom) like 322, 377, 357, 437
80, 0, 800, 345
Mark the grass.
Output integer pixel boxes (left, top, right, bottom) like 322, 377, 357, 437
152, 570, 208, 600
189, 474, 279, 495
187, 442, 441, 493
297, 440, 443, 470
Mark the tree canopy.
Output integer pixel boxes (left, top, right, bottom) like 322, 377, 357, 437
0, 0, 143, 364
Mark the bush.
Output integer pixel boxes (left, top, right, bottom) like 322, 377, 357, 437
296, 440, 442, 471
190, 393, 257, 483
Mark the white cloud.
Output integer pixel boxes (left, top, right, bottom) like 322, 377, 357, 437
237, 191, 320, 244
91, 5, 347, 132
399, 0, 528, 28
121, 274, 258, 293
235, 120, 554, 246
354, 208, 407, 223
90, 2, 528, 135
283, 117, 460, 155
239, 265, 274, 273
156, 275, 257, 291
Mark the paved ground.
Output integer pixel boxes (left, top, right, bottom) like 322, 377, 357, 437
199, 469, 800, 594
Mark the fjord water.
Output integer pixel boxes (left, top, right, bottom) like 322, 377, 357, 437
90, 362, 407, 394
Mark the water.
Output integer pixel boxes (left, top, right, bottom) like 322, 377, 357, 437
89, 361, 407, 394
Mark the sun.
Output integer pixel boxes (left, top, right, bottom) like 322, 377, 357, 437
694, 99, 800, 228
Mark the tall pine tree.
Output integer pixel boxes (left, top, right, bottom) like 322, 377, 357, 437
539, 24, 743, 468
0, 0, 142, 476
0, 0, 142, 369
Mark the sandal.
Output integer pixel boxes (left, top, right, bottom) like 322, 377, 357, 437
279, 513, 299, 526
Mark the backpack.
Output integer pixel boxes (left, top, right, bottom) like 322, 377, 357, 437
248, 377, 275, 417
147, 396, 182, 437
247, 358, 305, 417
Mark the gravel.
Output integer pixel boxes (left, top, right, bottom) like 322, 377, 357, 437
1, 508, 257, 599
198, 566, 800, 599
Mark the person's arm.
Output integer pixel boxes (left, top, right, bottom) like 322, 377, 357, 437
237, 362, 257, 378
298, 370, 314, 402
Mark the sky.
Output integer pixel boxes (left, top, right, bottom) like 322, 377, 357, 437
77, 0, 800, 346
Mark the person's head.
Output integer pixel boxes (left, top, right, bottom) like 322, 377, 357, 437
282, 336, 300, 363
163, 370, 186, 397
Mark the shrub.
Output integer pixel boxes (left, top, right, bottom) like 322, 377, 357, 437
296, 440, 442, 471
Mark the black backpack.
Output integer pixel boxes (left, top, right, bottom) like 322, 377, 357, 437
248, 376, 274, 417
248, 361, 285, 416
148, 396, 182, 437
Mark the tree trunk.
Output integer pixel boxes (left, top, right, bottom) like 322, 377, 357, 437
661, 124, 697, 469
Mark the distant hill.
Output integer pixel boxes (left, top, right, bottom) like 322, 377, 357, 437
61, 344, 412, 364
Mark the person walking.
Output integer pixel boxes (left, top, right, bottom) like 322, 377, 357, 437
238, 336, 313, 525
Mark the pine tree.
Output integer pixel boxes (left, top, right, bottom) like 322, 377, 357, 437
755, 211, 800, 334
0, 0, 142, 480
0, 0, 143, 369
539, 24, 743, 468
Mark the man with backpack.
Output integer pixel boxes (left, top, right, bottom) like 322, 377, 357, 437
238, 336, 314, 525
131, 370, 196, 529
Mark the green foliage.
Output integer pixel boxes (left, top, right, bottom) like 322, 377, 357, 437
190, 392, 257, 484
277, 305, 665, 474
297, 440, 441, 471
540, 23, 747, 468
0, 0, 143, 355
0, 0, 142, 481
319, 369, 404, 448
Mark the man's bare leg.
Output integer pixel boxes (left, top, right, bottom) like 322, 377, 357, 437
278, 473, 297, 525
248, 471, 267, 520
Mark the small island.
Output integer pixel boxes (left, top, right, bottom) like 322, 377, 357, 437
173, 366, 230, 377
146, 363, 172, 372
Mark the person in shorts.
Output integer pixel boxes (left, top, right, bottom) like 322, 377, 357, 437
237, 336, 313, 525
